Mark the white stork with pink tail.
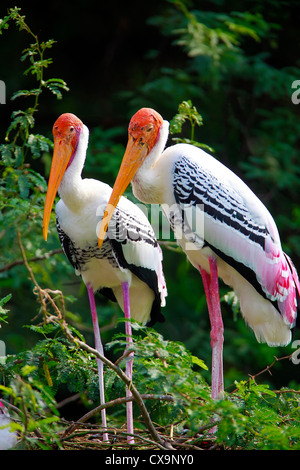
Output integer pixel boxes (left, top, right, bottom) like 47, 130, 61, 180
97, 107, 300, 400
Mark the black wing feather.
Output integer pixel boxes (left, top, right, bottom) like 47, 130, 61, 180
56, 219, 79, 271
110, 238, 165, 327
173, 156, 269, 249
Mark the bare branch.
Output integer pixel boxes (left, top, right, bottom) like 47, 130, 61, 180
62, 393, 175, 439
0, 248, 62, 273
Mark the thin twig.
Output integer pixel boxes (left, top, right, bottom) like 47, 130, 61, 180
0, 248, 62, 273
248, 355, 293, 381
272, 389, 300, 395
114, 349, 133, 366
230, 353, 296, 393
56, 393, 80, 410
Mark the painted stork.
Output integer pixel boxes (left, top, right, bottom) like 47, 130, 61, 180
42, 113, 167, 443
97, 107, 300, 400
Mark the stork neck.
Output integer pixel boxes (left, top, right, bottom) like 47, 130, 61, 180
58, 125, 89, 211
132, 120, 169, 204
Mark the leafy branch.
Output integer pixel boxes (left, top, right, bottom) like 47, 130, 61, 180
170, 100, 214, 152
0, 7, 68, 165
0, 7, 69, 310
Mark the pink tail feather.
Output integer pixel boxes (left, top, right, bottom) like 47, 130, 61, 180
255, 235, 298, 328
282, 252, 300, 327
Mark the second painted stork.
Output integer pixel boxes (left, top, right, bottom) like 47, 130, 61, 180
43, 113, 167, 443
97, 107, 300, 401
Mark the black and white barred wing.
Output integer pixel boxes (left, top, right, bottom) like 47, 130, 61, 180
108, 198, 167, 308
169, 155, 297, 326
172, 155, 271, 251
56, 217, 115, 274
56, 219, 79, 272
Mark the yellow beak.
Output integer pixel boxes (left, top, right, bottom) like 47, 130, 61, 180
97, 135, 149, 249
43, 139, 73, 241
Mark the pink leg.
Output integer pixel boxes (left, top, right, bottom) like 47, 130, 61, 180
198, 265, 213, 315
87, 284, 109, 442
122, 282, 135, 444
199, 258, 224, 400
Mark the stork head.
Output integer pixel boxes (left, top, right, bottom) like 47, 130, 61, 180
97, 108, 163, 249
128, 107, 163, 151
43, 113, 83, 241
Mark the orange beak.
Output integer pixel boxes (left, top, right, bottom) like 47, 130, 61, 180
43, 138, 74, 241
97, 134, 149, 249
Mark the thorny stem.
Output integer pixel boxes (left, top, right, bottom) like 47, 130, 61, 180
230, 353, 298, 394
248, 355, 292, 380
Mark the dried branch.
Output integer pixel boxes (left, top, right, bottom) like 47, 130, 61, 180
230, 353, 297, 394
248, 354, 294, 381
62, 393, 175, 438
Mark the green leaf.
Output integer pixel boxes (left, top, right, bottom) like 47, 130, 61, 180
24, 58, 53, 76
26, 134, 52, 158
11, 89, 41, 100
191, 355, 208, 370
170, 100, 203, 133
40, 39, 56, 51
0, 144, 13, 165
42, 78, 69, 99
17, 173, 30, 198
0, 294, 11, 322
21, 364, 37, 377
6, 110, 35, 137
171, 137, 214, 152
